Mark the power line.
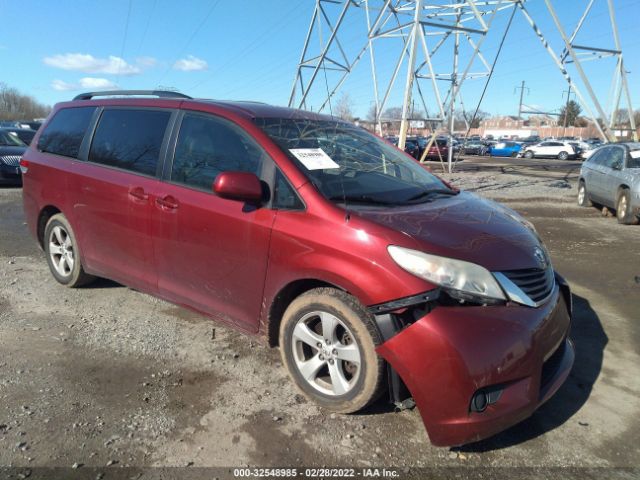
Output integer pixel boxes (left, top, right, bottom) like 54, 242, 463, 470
117, 0, 133, 80
157, 0, 222, 85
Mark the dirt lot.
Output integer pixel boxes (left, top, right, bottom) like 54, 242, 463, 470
0, 156, 638, 479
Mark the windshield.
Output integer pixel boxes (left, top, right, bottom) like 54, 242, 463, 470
256, 118, 455, 206
0, 131, 26, 147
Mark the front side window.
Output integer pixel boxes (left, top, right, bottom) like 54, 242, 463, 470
89, 109, 171, 176
171, 113, 267, 191
256, 118, 454, 206
38, 107, 96, 158
602, 147, 625, 169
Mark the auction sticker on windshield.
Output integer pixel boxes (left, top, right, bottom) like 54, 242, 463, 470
290, 148, 340, 170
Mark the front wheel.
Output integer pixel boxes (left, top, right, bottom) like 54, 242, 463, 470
616, 189, 639, 225
279, 288, 385, 413
524, 151, 534, 159
44, 214, 95, 287
558, 151, 569, 160
577, 181, 592, 207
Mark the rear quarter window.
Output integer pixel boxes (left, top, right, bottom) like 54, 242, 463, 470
38, 107, 96, 158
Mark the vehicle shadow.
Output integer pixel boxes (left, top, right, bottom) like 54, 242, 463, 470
454, 293, 607, 452
83, 277, 122, 289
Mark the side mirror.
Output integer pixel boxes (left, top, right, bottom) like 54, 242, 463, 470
213, 171, 263, 203
612, 160, 623, 171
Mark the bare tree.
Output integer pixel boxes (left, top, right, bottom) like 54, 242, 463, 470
333, 93, 354, 121
0, 82, 51, 121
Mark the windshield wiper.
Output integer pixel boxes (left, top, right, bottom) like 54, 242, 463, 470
406, 188, 459, 202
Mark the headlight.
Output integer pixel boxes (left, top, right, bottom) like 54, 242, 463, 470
388, 246, 506, 303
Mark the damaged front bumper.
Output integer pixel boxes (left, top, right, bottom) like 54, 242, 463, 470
374, 274, 574, 447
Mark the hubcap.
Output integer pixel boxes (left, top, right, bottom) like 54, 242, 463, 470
291, 311, 361, 396
49, 225, 74, 277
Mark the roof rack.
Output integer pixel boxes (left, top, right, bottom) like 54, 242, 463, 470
73, 90, 192, 101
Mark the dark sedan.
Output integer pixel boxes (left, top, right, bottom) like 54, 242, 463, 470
1, 128, 37, 146
0, 131, 27, 185
461, 141, 488, 155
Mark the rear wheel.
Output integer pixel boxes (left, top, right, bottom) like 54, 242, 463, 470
558, 151, 569, 160
524, 150, 534, 159
44, 214, 95, 287
577, 181, 592, 207
616, 189, 639, 225
511, 151, 518, 157
279, 288, 385, 413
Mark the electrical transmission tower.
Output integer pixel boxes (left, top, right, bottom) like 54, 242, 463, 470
289, 0, 636, 172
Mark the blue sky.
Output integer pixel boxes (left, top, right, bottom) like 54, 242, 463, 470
1, 0, 638, 119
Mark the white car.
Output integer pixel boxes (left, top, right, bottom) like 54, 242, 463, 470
521, 141, 577, 160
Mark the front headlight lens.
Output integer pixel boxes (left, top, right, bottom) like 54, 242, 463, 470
388, 246, 506, 302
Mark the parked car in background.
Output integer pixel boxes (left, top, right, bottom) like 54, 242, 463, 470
0, 130, 27, 185
387, 136, 420, 159
521, 141, 577, 160
488, 141, 522, 157
461, 141, 488, 156
21, 90, 574, 447
1, 128, 37, 146
578, 142, 640, 224
423, 138, 450, 160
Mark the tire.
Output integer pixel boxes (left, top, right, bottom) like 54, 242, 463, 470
616, 189, 639, 225
44, 214, 95, 287
577, 181, 592, 207
511, 151, 518, 158
558, 151, 569, 160
279, 287, 385, 414
524, 151, 534, 159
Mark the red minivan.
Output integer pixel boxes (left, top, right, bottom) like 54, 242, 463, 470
21, 91, 574, 446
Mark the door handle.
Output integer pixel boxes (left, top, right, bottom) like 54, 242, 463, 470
156, 195, 179, 210
128, 187, 148, 201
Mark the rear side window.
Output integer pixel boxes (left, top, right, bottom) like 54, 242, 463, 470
170, 113, 267, 191
89, 109, 171, 176
38, 107, 96, 158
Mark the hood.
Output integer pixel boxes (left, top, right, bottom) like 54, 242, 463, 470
353, 191, 545, 272
0, 146, 27, 157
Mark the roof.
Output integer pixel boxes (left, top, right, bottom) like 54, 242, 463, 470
64, 90, 340, 123
188, 99, 338, 122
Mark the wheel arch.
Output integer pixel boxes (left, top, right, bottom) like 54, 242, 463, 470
266, 278, 347, 347
37, 205, 62, 249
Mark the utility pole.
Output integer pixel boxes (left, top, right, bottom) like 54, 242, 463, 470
515, 80, 529, 120
562, 85, 573, 136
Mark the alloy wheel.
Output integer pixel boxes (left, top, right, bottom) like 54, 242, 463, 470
48, 225, 74, 277
291, 310, 361, 396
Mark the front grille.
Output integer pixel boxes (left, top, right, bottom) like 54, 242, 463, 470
0, 155, 21, 167
501, 267, 555, 304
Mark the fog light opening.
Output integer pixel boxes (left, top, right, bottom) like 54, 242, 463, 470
470, 387, 503, 413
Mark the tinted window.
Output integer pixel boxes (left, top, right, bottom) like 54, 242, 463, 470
89, 109, 171, 176
602, 147, 624, 169
273, 169, 304, 210
38, 107, 96, 158
171, 113, 267, 191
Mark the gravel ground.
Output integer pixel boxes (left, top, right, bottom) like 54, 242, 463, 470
0, 157, 638, 479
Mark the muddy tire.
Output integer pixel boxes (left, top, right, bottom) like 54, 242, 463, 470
577, 180, 592, 207
616, 189, 639, 225
44, 214, 95, 287
279, 287, 385, 413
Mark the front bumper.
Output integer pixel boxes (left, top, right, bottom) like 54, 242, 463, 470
0, 163, 22, 184
376, 276, 574, 447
